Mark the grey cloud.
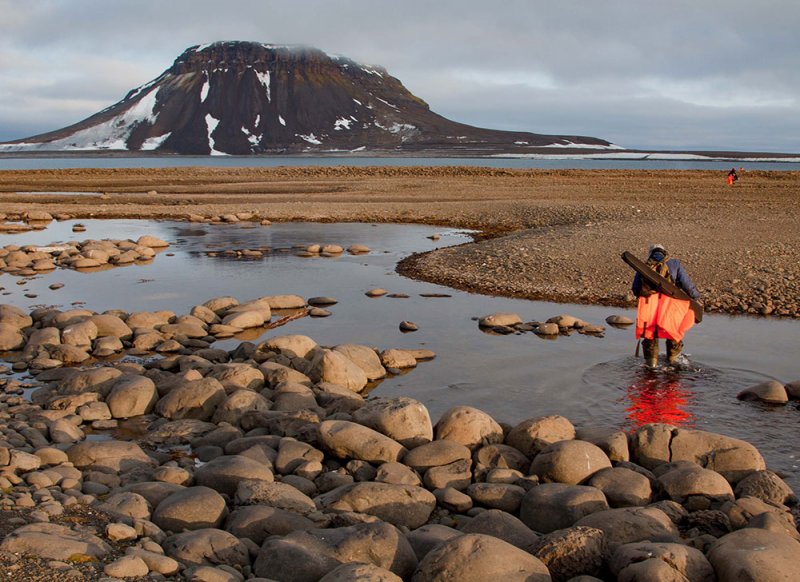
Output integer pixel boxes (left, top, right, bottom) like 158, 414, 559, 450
0, 0, 798, 151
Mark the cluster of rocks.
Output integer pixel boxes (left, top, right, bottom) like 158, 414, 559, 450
478, 312, 626, 338
0, 297, 432, 373
0, 365, 798, 581
207, 243, 370, 260
186, 212, 271, 225
0, 211, 71, 233
0, 235, 169, 277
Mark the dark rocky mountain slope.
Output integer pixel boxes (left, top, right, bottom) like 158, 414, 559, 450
1, 41, 618, 154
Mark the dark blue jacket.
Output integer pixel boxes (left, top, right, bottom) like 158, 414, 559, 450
632, 250, 701, 301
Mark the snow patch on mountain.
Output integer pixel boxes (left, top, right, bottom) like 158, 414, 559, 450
334, 118, 353, 130
141, 133, 172, 150
200, 75, 210, 102
256, 71, 271, 102
298, 133, 322, 144
206, 114, 226, 155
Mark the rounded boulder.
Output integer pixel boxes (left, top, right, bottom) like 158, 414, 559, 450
530, 440, 611, 484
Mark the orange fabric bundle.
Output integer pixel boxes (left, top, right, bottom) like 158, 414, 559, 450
636, 293, 696, 341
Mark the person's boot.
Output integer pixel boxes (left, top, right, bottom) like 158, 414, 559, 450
667, 340, 684, 364
642, 339, 658, 368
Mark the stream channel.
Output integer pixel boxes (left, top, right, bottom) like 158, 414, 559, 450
2, 219, 798, 492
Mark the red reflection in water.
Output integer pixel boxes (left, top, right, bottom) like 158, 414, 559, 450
625, 372, 695, 429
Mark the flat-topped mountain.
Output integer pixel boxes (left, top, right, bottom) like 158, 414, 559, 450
1, 41, 618, 154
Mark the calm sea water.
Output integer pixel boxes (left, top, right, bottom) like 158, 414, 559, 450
2, 219, 798, 491
1, 155, 799, 171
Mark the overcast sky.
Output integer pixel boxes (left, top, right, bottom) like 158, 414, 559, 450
1, 0, 798, 152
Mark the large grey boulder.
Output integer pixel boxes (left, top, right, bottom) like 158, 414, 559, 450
262, 294, 307, 310
465, 482, 526, 513
202, 296, 239, 314
319, 563, 403, 582
434, 406, 504, 450
737, 380, 789, 404
631, 423, 765, 483
318, 420, 407, 464
412, 534, 551, 582
0, 303, 33, 328
403, 440, 471, 472
234, 479, 316, 514
206, 363, 264, 392
67, 440, 155, 473
263, 334, 319, 359
586, 467, 652, 507
722, 495, 798, 531
155, 377, 227, 420
61, 319, 98, 348
520, 483, 609, 534
309, 348, 368, 393
98, 491, 152, 520
406, 524, 463, 561
0, 522, 112, 561
212, 389, 272, 426
506, 415, 575, 458
575, 426, 630, 462
707, 528, 800, 582
530, 526, 606, 582
152, 486, 228, 532
472, 443, 531, 478
275, 437, 325, 475
56, 366, 123, 396
352, 396, 433, 448
253, 521, 418, 582
575, 506, 680, 550
106, 374, 158, 418
333, 343, 387, 381
260, 360, 313, 387
194, 455, 274, 496
116, 482, 185, 508
734, 470, 798, 506
610, 541, 714, 582
478, 313, 522, 327
224, 505, 316, 545
315, 482, 436, 529
89, 313, 132, 339
460, 509, 539, 550
656, 462, 735, 506
530, 440, 611, 485
162, 528, 250, 568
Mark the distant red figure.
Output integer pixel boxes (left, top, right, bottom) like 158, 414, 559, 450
727, 167, 738, 185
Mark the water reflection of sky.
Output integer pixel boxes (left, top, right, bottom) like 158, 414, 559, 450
1, 219, 798, 491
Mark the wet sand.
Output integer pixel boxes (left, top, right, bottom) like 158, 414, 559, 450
1, 166, 798, 317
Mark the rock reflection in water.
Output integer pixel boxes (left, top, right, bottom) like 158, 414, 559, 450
624, 369, 695, 429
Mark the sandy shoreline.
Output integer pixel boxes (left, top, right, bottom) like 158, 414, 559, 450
1, 166, 798, 317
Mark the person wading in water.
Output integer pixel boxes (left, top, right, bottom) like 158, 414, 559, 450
632, 244, 702, 368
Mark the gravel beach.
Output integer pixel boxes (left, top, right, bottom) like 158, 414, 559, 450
1, 166, 798, 317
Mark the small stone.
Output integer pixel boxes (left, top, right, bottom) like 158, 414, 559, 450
307, 296, 338, 306
106, 522, 138, 542
104, 555, 149, 578
399, 321, 418, 332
